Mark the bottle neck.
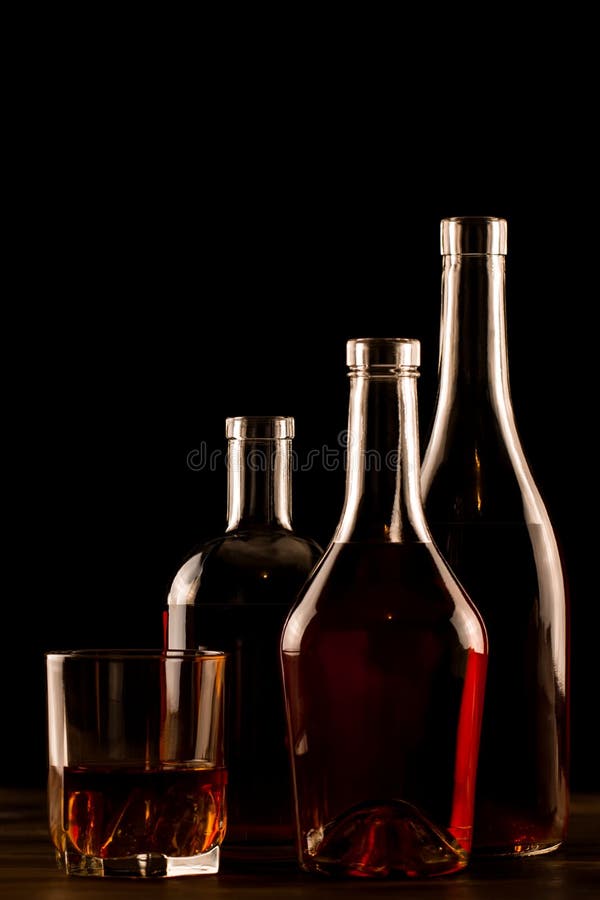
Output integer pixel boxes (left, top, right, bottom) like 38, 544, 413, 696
226, 438, 293, 531
422, 250, 534, 513
437, 253, 512, 409
336, 373, 430, 543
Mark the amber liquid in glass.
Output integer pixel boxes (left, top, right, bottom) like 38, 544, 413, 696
55, 766, 227, 860
428, 521, 568, 852
282, 540, 487, 877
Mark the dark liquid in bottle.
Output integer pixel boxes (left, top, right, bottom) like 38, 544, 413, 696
282, 541, 487, 877
58, 765, 226, 859
167, 531, 320, 849
428, 521, 568, 854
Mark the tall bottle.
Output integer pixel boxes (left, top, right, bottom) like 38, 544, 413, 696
422, 217, 569, 856
166, 416, 322, 852
281, 339, 488, 878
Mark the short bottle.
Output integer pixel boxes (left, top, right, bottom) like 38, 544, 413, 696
166, 416, 322, 852
422, 217, 569, 856
281, 339, 488, 878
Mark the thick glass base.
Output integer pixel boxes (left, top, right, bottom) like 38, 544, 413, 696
60, 845, 220, 877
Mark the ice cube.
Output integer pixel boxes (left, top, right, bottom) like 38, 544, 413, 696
100, 787, 155, 857
153, 782, 223, 857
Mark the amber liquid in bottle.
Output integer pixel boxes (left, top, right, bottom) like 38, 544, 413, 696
282, 542, 487, 876
281, 340, 487, 878
422, 218, 569, 856
166, 417, 322, 853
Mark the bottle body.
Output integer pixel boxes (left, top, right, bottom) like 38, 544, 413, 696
281, 340, 487, 878
282, 540, 487, 877
422, 218, 569, 856
166, 417, 322, 851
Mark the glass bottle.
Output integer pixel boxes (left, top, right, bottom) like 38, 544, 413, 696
281, 339, 488, 878
422, 217, 569, 856
166, 416, 322, 853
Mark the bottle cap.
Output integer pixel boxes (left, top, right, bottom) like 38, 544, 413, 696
347, 338, 420, 372
441, 217, 507, 255
226, 416, 295, 440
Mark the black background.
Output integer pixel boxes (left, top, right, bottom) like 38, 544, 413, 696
3, 40, 596, 794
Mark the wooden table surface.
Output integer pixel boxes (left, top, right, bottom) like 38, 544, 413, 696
1, 789, 598, 899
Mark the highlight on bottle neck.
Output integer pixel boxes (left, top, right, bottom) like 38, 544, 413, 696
441, 217, 507, 257
346, 338, 420, 376
226, 416, 294, 531
336, 337, 429, 543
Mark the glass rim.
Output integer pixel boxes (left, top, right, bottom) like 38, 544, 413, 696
225, 415, 294, 440
346, 337, 421, 371
45, 648, 227, 660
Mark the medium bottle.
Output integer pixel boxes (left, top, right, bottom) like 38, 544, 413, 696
281, 339, 488, 878
422, 217, 569, 856
166, 416, 322, 852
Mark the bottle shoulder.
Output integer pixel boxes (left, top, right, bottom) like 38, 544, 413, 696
167, 530, 323, 607
423, 406, 552, 525
424, 402, 521, 468
282, 541, 487, 654
214, 529, 323, 565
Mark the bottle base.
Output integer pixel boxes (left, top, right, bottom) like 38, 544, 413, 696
301, 800, 469, 879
